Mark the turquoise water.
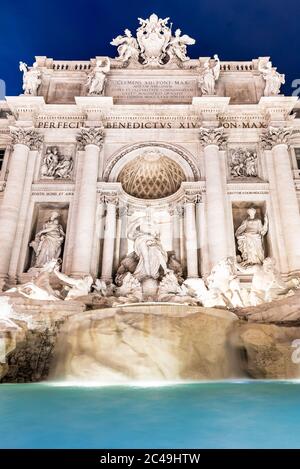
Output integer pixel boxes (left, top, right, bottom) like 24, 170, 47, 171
0, 381, 300, 448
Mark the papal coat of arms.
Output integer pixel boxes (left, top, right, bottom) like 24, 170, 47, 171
110, 13, 195, 66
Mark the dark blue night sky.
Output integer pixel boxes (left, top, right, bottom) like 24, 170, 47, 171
1, 0, 299, 96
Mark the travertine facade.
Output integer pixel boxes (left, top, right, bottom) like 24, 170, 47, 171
1, 13, 300, 297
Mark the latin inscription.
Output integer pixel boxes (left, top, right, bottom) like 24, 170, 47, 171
106, 78, 197, 103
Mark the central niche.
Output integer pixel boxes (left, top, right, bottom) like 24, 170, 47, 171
118, 150, 185, 199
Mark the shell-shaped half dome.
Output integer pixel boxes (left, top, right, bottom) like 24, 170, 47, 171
118, 150, 185, 199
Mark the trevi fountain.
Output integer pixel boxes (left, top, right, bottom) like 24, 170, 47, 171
1, 12, 300, 449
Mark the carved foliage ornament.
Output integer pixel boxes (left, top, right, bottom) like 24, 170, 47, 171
76, 127, 105, 149
260, 126, 293, 150
199, 127, 227, 149
10, 126, 43, 150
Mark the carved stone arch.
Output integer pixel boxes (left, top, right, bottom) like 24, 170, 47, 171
103, 142, 200, 182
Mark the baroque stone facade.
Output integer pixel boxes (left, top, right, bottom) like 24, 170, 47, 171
0, 12, 300, 303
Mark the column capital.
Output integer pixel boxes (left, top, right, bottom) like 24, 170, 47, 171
77, 126, 105, 150
168, 203, 184, 217
199, 127, 227, 149
260, 126, 293, 150
183, 192, 202, 205
9, 126, 43, 150
104, 191, 119, 206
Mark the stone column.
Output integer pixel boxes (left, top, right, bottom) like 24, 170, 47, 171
119, 204, 128, 262
199, 127, 228, 268
184, 195, 199, 278
173, 205, 182, 260
0, 127, 43, 287
101, 194, 118, 282
261, 127, 300, 272
71, 127, 104, 276
196, 197, 210, 278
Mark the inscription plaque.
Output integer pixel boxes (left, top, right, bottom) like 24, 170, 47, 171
106, 77, 198, 104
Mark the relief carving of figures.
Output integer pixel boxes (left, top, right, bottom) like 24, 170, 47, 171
127, 216, 169, 281
41, 147, 73, 179
235, 207, 268, 266
86, 58, 110, 95
29, 211, 65, 269
230, 148, 258, 178
198, 55, 220, 95
40, 146, 73, 179
111, 13, 195, 66
258, 58, 285, 96
19, 61, 41, 96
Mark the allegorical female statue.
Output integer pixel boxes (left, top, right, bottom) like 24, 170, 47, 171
258, 58, 285, 96
198, 54, 220, 95
19, 61, 41, 96
127, 216, 169, 281
235, 207, 268, 266
30, 211, 65, 268
86, 58, 110, 96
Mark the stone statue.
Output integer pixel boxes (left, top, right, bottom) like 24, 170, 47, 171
115, 252, 139, 286
158, 271, 198, 304
92, 278, 108, 296
230, 149, 258, 178
7, 260, 61, 301
136, 14, 171, 65
53, 269, 93, 300
110, 29, 140, 62
258, 58, 285, 96
250, 257, 299, 305
167, 251, 184, 284
166, 29, 195, 62
86, 58, 110, 95
111, 14, 195, 66
41, 147, 73, 179
19, 61, 41, 96
198, 55, 220, 96
29, 212, 65, 269
127, 216, 169, 281
204, 257, 246, 308
235, 208, 268, 266
183, 278, 208, 304
115, 272, 143, 302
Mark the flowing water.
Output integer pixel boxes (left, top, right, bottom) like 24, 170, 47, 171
0, 381, 300, 448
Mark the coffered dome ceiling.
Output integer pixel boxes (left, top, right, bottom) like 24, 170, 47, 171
118, 150, 185, 199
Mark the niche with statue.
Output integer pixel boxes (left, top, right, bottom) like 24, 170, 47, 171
25, 203, 69, 273
232, 202, 271, 271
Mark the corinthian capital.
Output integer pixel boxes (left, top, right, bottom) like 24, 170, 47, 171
77, 126, 105, 150
260, 126, 293, 150
199, 127, 227, 149
10, 126, 43, 150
